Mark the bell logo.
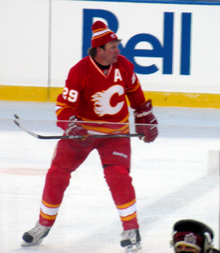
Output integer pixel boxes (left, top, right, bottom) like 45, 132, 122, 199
83, 9, 191, 75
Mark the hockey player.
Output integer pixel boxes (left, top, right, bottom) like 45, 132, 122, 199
171, 219, 220, 253
21, 21, 158, 252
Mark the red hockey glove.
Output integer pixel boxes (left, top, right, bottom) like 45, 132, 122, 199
134, 100, 158, 143
65, 116, 94, 147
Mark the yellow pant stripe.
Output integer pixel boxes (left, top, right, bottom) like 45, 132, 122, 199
117, 199, 136, 210
120, 212, 137, 222
40, 210, 57, 220
42, 199, 60, 208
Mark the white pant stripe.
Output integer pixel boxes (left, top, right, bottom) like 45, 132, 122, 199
40, 203, 59, 216
117, 203, 137, 217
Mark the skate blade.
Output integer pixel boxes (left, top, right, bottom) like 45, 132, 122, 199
21, 238, 43, 247
125, 242, 142, 253
125, 248, 142, 253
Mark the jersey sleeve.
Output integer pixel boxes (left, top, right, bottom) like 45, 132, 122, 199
119, 56, 146, 109
55, 63, 85, 130
126, 85, 146, 109
55, 93, 76, 130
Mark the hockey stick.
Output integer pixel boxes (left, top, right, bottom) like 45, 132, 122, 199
13, 114, 144, 140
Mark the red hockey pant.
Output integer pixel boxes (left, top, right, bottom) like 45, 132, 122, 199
39, 137, 139, 231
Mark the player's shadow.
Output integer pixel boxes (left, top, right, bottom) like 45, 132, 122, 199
138, 174, 218, 227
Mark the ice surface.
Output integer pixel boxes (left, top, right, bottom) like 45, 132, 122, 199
0, 101, 220, 252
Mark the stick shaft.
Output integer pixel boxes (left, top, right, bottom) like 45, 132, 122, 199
13, 119, 143, 140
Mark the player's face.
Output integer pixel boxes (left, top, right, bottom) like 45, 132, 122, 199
175, 244, 200, 253
99, 41, 120, 65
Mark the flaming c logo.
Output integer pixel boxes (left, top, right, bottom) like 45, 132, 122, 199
91, 85, 124, 116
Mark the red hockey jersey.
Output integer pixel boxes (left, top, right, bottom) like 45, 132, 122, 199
56, 55, 145, 134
